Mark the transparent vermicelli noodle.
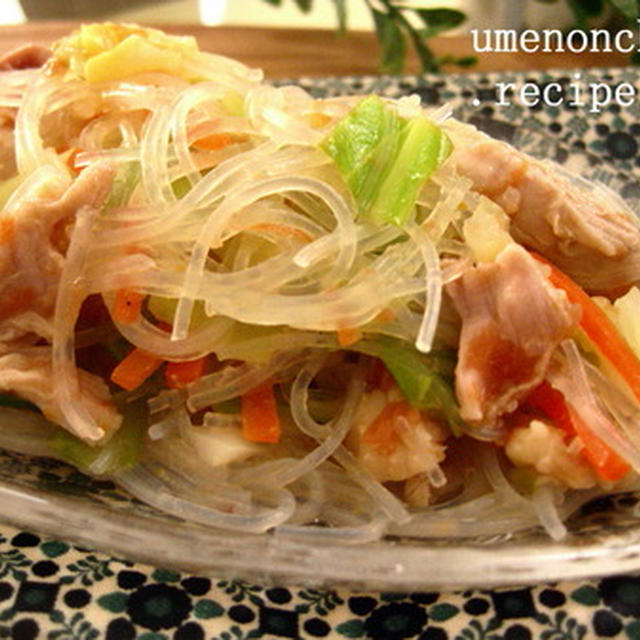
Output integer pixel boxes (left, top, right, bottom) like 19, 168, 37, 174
1, 22, 640, 543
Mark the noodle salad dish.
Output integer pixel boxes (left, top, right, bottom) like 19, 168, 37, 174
2, 23, 640, 544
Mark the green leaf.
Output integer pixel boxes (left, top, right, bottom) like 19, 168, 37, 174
151, 568, 181, 583
414, 8, 466, 37
104, 161, 141, 210
452, 55, 477, 68
429, 603, 459, 622
625, 620, 640, 640
260, 0, 282, 6
333, 0, 347, 34
40, 541, 70, 558
566, 0, 605, 26
194, 599, 225, 619
432, 53, 477, 69
608, 0, 638, 19
371, 7, 406, 74
335, 618, 366, 638
49, 610, 64, 623
570, 585, 600, 606
97, 591, 128, 613
294, 0, 312, 12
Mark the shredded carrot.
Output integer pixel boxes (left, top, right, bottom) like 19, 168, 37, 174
532, 252, 640, 403
0, 218, 14, 244
165, 358, 207, 389
524, 381, 630, 482
567, 406, 631, 482
112, 288, 145, 325
249, 222, 312, 243
241, 381, 281, 443
337, 326, 362, 347
363, 401, 420, 456
375, 308, 396, 325
110, 347, 163, 391
192, 132, 247, 151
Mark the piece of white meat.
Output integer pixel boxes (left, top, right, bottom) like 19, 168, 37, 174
0, 162, 117, 440
0, 348, 121, 437
0, 162, 115, 341
454, 137, 640, 294
446, 243, 578, 431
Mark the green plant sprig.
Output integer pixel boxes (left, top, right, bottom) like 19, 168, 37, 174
260, 0, 475, 73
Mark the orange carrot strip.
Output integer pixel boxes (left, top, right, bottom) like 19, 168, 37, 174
110, 348, 163, 391
532, 252, 640, 403
192, 132, 247, 151
241, 382, 281, 443
306, 112, 332, 129
524, 381, 630, 482
165, 358, 207, 390
337, 326, 362, 347
112, 288, 145, 325
567, 406, 631, 482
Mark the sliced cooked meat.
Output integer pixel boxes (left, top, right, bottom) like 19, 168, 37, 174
454, 137, 640, 294
0, 348, 122, 439
446, 243, 578, 431
0, 162, 115, 331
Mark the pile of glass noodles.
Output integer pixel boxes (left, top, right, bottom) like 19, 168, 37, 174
2, 23, 640, 543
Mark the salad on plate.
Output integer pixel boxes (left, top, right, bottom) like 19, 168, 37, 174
0, 23, 640, 543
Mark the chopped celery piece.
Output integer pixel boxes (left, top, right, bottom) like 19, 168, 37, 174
354, 337, 464, 435
50, 398, 147, 476
214, 323, 329, 364
369, 117, 452, 226
210, 398, 241, 414
321, 95, 451, 226
171, 176, 191, 199
221, 91, 245, 117
104, 161, 140, 210
322, 95, 402, 212
146, 296, 209, 330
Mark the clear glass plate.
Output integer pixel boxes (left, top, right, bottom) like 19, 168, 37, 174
2, 69, 640, 591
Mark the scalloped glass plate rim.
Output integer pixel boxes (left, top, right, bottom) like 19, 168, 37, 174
2, 477, 640, 591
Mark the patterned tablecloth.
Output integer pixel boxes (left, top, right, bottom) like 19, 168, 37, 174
0, 521, 639, 639
2, 68, 640, 639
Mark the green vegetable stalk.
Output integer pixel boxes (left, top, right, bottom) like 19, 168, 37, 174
321, 95, 451, 226
50, 398, 148, 476
354, 336, 465, 435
